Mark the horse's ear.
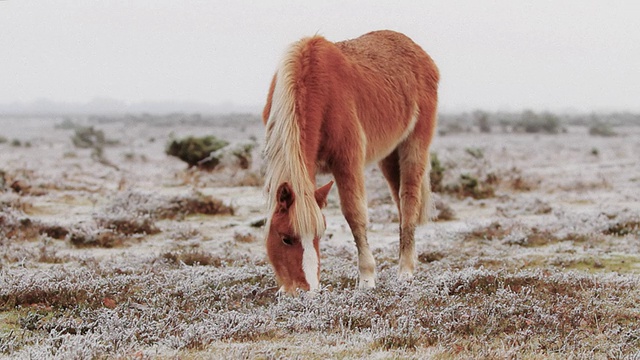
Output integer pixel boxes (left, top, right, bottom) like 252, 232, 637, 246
276, 182, 295, 212
315, 181, 333, 209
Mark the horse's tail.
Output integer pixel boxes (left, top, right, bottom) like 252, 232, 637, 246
418, 154, 436, 224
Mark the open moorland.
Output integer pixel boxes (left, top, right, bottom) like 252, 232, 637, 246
1, 112, 639, 359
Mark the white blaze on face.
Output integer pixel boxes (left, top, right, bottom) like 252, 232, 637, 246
301, 235, 319, 291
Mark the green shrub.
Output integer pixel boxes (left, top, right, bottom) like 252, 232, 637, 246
430, 152, 445, 193
72, 127, 106, 148
445, 173, 496, 199
231, 142, 256, 169
165, 136, 229, 169
465, 147, 484, 159
54, 118, 81, 130
589, 123, 617, 137
515, 111, 562, 134
474, 110, 491, 133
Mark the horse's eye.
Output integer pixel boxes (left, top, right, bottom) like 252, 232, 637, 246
282, 236, 294, 246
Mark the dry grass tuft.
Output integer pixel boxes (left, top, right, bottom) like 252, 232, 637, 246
108, 190, 235, 220
502, 167, 540, 192
160, 193, 235, 219
0, 213, 39, 240
604, 219, 640, 236
445, 174, 496, 199
464, 221, 569, 248
418, 251, 446, 263
0, 208, 69, 241
234, 230, 257, 243
227, 171, 263, 187
161, 250, 224, 267
95, 214, 159, 236
434, 198, 456, 221
39, 225, 70, 240
464, 221, 513, 241
68, 228, 128, 248
522, 227, 561, 247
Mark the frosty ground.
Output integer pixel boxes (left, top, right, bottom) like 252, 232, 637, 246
1, 114, 639, 359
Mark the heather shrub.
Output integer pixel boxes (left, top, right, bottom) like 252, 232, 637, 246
589, 122, 617, 137
165, 135, 229, 169
514, 110, 562, 134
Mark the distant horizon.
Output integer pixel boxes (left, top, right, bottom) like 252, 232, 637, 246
1, 97, 638, 117
0, 97, 263, 116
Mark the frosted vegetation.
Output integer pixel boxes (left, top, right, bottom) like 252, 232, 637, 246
1, 111, 639, 358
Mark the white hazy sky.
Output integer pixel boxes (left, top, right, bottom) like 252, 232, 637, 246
1, 1, 639, 112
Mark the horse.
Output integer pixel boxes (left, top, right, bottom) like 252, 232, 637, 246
262, 30, 439, 294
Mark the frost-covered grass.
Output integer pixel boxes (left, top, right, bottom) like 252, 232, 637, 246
1, 251, 639, 359
1, 115, 640, 358
2, 211, 639, 358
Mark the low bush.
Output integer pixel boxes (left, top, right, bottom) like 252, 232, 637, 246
589, 123, 617, 137
63, 191, 235, 248
71, 127, 107, 149
166, 135, 229, 169
54, 118, 81, 130
161, 250, 224, 267
0, 169, 6, 191
429, 152, 445, 193
514, 111, 562, 134
444, 173, 496, 199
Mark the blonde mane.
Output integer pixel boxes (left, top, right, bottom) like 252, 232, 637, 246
263, 38, 326, 238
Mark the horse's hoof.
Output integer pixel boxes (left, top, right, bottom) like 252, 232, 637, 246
358, 277, 376, 289
398, 271, 414, 282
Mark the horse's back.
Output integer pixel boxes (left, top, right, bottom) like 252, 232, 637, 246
328, 31, 439, 163
263, 30, 439, 169
335, 30, 439, 93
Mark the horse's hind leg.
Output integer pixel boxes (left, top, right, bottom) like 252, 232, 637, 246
396, 120, 435, 280
333, 163, 376, 289
379, 150, 401, 217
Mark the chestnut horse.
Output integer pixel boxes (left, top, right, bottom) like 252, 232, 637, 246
262, 30, 439, 293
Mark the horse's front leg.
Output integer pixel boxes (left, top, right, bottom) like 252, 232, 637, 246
332, 165, 376, 289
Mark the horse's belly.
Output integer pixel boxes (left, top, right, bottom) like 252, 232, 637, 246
364, 108, 419, 164
364, 138, 401, 164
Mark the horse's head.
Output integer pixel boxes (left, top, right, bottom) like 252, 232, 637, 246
266, 181, 333, 294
